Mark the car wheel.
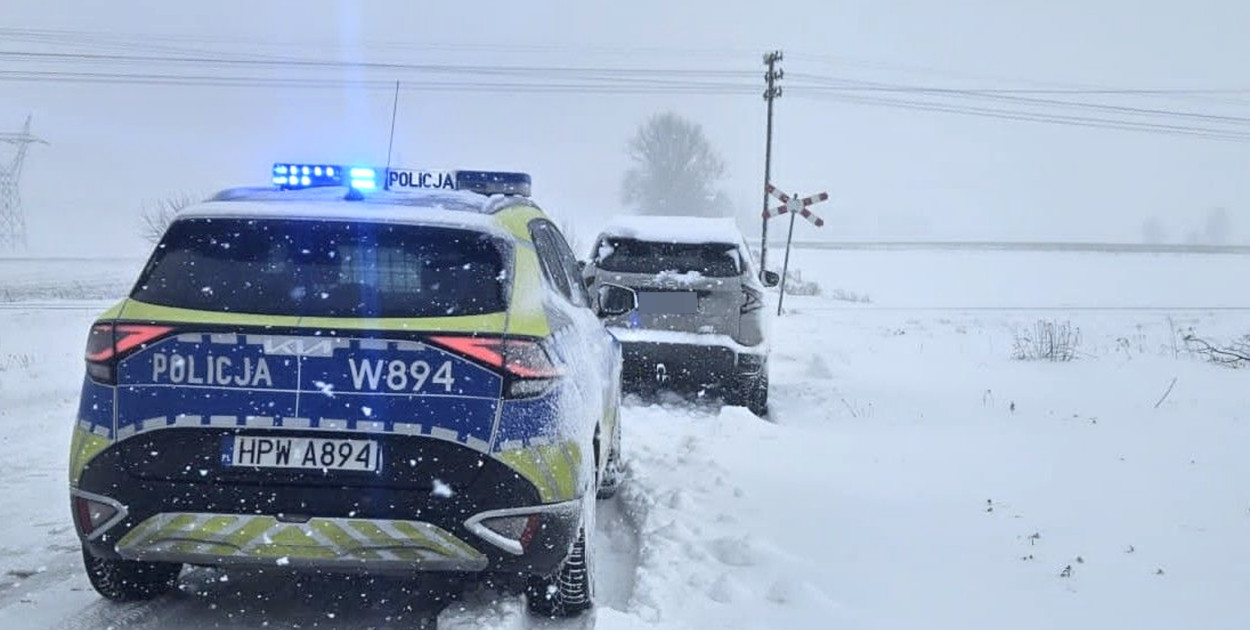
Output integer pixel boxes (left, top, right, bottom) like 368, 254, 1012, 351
525, 526, 593, 618
747, 372, 770, 418
82, 546, 181, 602
731, 372, 769, 418
597, 420, 623, 499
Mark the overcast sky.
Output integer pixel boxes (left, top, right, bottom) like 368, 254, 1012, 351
2, 0, 1248, 257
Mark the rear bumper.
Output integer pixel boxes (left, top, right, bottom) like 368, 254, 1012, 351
73, 429, 583, 577
610, 331, 766, 393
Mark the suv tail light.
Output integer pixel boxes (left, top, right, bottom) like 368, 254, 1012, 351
428, 335, 561, 398
85, 323, 174, 384
741, 286, 764, 313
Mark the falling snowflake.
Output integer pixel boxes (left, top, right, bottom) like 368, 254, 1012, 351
431, 479, 454, 498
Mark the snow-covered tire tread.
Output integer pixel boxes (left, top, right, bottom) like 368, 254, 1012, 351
82, 546, 181, 602
526, 527, 593, 618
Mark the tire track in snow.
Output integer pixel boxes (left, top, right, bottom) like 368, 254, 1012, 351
594, 494, 641, 611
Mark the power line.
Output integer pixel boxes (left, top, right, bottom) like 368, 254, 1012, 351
4, 43, 1250, 142
789, 74, 1250, 126
0, 49, 758, 80
791, 92, 1250, 142
0, 69, 757, 93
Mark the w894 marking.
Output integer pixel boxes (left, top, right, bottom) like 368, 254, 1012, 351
348, 358, 456, 392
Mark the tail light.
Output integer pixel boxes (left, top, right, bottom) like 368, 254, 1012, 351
475, 514, 542, 555
464, 502, 581, 555
72, 491, 126, 539
84, 323, 174, 384
428, 335, 561, 398
741, 286, 764, 313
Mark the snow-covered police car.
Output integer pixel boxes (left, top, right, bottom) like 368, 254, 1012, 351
68, 163, 631, 617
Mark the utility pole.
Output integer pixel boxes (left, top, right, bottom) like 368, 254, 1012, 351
759, 50, 783, 276
0, 115, 46, 251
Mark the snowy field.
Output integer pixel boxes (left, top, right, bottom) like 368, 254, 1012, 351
0, 249, 1247, 629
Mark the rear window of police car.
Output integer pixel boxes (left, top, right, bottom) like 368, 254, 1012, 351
132, 218, 508, 317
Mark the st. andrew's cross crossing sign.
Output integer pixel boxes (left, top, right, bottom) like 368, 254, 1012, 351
762, 182, 830, 315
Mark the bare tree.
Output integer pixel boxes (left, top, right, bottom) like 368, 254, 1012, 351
140, 194, 199, 244
621, 112, 727, 217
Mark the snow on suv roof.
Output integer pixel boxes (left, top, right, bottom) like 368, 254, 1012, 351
599, 215, 744, 245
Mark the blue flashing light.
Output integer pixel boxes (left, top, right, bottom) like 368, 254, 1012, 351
349, 167, 377, 191
272, 163, 350, 190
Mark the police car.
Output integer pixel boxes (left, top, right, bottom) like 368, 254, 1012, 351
68, 163, 632, 617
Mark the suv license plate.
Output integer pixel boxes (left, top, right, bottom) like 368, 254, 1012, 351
638, 291, 698, 314
223, 436, 380, 472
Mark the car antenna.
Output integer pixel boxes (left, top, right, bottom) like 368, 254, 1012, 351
349, 80, 399, 202
385, 80, 401, 174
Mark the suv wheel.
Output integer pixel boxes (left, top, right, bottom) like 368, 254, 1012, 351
82, 546, 181, 602
732, 372, 769, 418
526, 526, 593, 617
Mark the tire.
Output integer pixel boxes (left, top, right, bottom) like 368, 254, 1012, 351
597, 415, 623, 499
747, 372, 770, 418
526, 526, 593, 618
82, 546, 181, 602
730, 372, 769, 418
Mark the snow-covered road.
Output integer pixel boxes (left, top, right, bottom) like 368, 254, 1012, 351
2, 250, 1248, 629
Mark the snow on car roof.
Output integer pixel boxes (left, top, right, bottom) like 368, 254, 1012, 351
178, 189, 512, 236
598, 215, 745, 245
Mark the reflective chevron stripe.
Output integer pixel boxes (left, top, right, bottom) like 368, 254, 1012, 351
68, 424, 111, 486
116, 513, 485, 567
494, 439, 584, 502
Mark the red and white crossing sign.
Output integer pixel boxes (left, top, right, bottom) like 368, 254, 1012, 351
764, 184, 828, 227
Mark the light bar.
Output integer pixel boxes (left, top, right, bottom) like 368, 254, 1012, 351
348, 167, 377, 191
455, 170, 531, 196
272, 163, 530, 196
272, 163, 354, 190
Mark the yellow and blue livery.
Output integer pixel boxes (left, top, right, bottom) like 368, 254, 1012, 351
68, 165, 629, 618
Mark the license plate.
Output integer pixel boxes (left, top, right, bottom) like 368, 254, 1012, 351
223, 436, 381, 472
638, 291, 698, 314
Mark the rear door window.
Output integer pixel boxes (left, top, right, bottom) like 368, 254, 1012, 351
530, 221, 589, 308
132, 218, 508, 318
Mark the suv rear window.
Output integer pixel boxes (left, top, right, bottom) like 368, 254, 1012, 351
132, 218, 508, 317
595, 238, 741, 277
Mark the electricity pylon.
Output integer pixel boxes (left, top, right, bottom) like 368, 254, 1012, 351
0, 116, 48, 251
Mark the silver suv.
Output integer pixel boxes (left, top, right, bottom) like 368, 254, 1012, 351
582, 216, 778, 416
